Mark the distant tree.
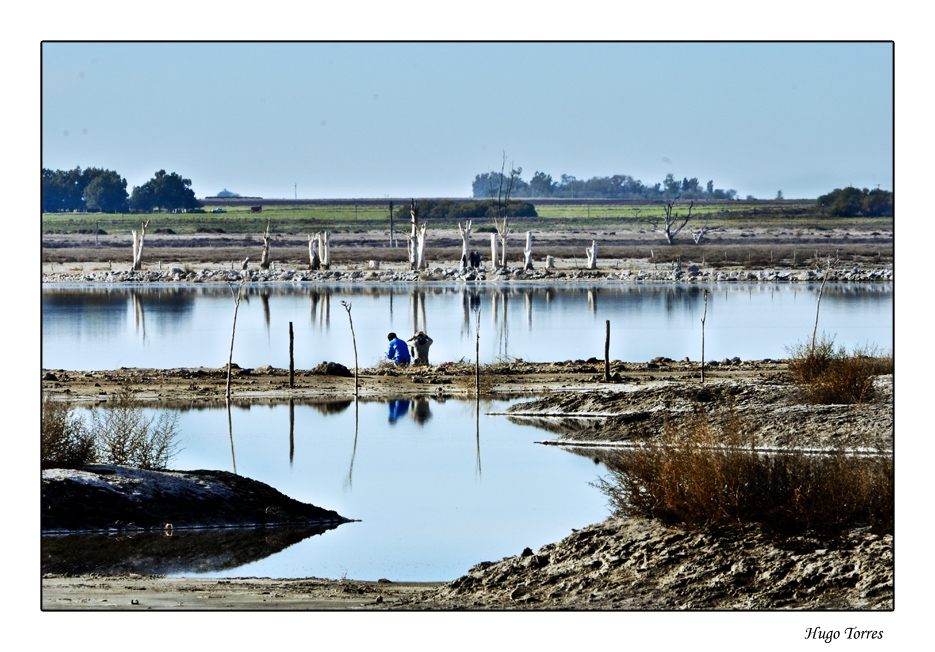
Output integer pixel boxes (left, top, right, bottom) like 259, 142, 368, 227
130, 170, 201, 213
862, 187, 894, 216
816, 186, 892, 217
529, 171, 555, 197
662, 173, 681, 199
469, 169, 739, 201
43, 166, 129, 212
84, 170, 129, 213
216, 189, 241, 198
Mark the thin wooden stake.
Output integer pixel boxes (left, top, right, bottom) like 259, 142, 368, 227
226, 280, 245, 401
289, 321, 295, 388
475, 307, 481, 398
341, 301, 359, 397
701, 289, 708, 383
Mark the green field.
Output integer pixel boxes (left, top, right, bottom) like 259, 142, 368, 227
41, 200, 894, 236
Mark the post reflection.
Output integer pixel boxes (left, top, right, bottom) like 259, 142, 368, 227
345, 397, 359, 490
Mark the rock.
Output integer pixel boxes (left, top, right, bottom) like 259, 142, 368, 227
311, 361, 353, 377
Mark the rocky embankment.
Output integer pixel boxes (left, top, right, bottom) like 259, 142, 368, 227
41, 264, 892, 285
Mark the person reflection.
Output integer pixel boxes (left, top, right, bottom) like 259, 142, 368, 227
387, 399, 411, 424
411, 397, 432, 425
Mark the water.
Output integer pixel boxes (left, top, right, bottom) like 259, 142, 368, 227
43, 398, 611, 581
41, 282, 893, 371
40, 281, 893, 581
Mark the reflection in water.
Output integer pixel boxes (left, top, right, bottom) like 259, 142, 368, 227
475, 397, 482, 478
131, 290, 146, 342
411, 397, 432, 425
43, 283, 893, 371
41, 525, 341, 575
289, 399, 295, 465
261, 290, 271, 338
226, 398, 237, 474
388, 399, 411, 423
345, 398, 359, 490
310, 290, 331, 328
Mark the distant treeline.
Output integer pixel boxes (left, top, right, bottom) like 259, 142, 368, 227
472, 170, 739, 201
42, 167, 201, 214
816, 187, 893, 217
393, 199, 537, 223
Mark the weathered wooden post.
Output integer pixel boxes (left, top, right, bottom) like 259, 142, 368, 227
475, 307, 481, 398
289, 321, 295, 388
701, 289, 708, 383
604, 320, 611, 382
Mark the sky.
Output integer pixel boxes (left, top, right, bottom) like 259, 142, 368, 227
41, 42, 893, 201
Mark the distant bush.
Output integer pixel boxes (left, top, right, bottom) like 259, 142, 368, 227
42, 399, 96, 469
786, 335, 892, 404
596, 408, 893, 536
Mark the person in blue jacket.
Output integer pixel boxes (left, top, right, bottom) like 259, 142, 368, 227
385, 332, 411, 366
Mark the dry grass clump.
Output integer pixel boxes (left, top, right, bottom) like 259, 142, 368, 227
454, 363, 495, 395
786, 335, 893, 404
41, 387, 179, 470
596, 408, 893, 536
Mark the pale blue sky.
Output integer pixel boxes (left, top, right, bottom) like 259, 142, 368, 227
41, 42, 892, 200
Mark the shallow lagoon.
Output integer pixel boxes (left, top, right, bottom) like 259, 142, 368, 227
45, 397, 611, 581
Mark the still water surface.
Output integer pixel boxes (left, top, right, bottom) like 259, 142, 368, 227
41, 282, 893, 370
47, 398, 610, 582
40, 282, 893, 580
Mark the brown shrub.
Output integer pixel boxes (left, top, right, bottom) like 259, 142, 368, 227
596, 407, 893, 536
787, 335, 893, 404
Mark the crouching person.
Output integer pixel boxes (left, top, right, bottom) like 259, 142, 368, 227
407, 331, 434, 366
385, 332, 411, 366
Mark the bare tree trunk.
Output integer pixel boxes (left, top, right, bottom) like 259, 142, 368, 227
458, 220, 472, 271
523, 231, 534, 270
490, 233, 498, 270
415, 224, 427, 269
407, 199, 421, 270
319, 231, 331, 269
308, 235, 320, 270
260, 219, 271, 270
131, 220, 150, 271
498, 233, 508, 268
586, 241, 598, 270
811, 258, 836, 351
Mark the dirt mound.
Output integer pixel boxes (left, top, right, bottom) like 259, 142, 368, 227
41, 465, 350, 532
427, 517, 893, 610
